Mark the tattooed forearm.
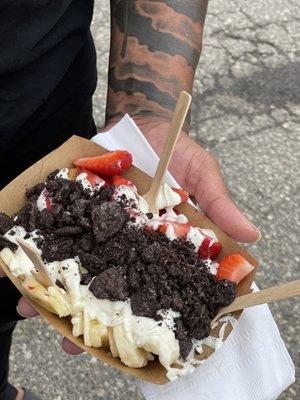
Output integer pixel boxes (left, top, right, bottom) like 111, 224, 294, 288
106, 0, 209, 125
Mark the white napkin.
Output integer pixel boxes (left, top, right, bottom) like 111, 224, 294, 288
92, 115, 295, 400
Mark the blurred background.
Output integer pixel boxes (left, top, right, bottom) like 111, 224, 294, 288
10, 0, 299, 399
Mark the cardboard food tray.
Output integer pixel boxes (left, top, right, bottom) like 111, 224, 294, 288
0, 135, 258, 384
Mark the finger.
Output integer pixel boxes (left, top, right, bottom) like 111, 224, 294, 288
0, 267, 6, 278
62, 337, 84, 355
17, 296, 39, 318
191, 153, 261, 243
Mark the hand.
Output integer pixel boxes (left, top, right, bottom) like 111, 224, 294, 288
108, 116, 260, 243
0, 267, 83, 355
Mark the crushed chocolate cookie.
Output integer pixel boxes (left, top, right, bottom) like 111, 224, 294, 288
55, 226, 83, 237
16, 203, 37, 232
178, 338, 193, 360
80, 272, 93, 286
47, 169, 59, 181
42, 237, 74, 262
37, 209, 55, 229
0, 237, 18, 252
91, 202, 128, 243
55, 279, 65, 289
26, 183, 45, 201
78, 251, 107, 275
90, 267, 129, 301
0, 213, 14, 235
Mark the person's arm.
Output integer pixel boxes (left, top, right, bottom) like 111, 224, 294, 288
106, 0, 260, 243
106, 0, 207, 127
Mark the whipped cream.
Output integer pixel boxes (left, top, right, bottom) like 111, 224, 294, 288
204, 259, 218, 276
36, 189, 50, 211
56, 168, 70, 179
157, 309, 180, 331
155, 183, 181, 210
76, 172, 105, 194
114, 184, 139, 205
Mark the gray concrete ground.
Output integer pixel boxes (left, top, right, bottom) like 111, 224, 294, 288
9, 0, 299, 399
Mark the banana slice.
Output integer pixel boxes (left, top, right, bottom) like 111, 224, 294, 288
113, 323, 149, 368
131, 316, 180, 370
83, 309, 108, 348
0, 248, 15, 266
71, 313, 84, 337
22, 276, 71, 317
0, 247, 33, 278
47, 285, 71, 317
108, 327, 119, 357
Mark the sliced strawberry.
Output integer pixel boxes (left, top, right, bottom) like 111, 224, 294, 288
208, 241, 222, 260
159, 221, 190, 238
198, 236, 222, 260
73, 150, 133, 176
198, 237, 211, 259
172, 188, 189, 203
112, 175, 134, 187
45, 195, 52, 210
216, 253, 254, 284
80, 169, 104, 187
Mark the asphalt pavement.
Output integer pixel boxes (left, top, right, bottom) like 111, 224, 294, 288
9, 0, 299, 399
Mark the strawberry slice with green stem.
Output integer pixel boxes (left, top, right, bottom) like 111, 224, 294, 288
73, 150, 133, 176
216, 253, 254, 284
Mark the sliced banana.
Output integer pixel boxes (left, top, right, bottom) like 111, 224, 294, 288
0, 248, 15, 266
22, 276, 71, 317
47, 285, 72, 317
113, 323, 149, 368
108, 327, 119, 357
83, 308, 108, 348
71, 313, 84, 337
131, 316, 180, 370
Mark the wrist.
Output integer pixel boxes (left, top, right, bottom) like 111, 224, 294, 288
105, 113, 190, 138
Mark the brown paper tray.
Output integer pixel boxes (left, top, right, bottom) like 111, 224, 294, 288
0, 135, 258, 384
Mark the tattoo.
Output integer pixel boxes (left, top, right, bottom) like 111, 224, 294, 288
106, 0, 209, 125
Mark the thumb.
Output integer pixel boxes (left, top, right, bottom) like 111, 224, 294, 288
189, 152, 261, 243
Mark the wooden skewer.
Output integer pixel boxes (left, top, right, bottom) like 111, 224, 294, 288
211, 279, 300, 325
143, 91, 191, 214
16, 239, 55, 288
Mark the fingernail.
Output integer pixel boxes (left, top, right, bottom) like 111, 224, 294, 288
16, 305, 28, 318
249, 224, 262, 245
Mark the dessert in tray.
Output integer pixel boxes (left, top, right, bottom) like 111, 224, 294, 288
0, 150, 254, 380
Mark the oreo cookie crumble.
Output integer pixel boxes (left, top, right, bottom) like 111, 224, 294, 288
0, 170, 236, 359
